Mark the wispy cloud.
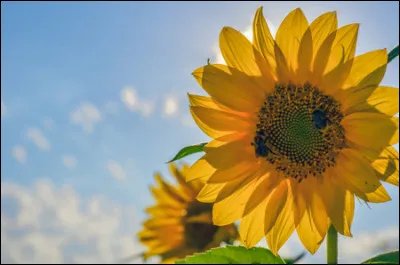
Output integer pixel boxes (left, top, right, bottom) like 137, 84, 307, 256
163, 96, 179, 117
1, 100, 6, 118
27, 127, 51, 151
70, 102, 102, 134
1, 179, 144, 264
339, 226, 399, 263
120, 86, 154, 118
62, 155, 77, 169
106, 160, 127, 181
11, 145, 27, 164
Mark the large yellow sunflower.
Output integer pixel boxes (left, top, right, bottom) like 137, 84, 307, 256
186, 7, 399, 255
138, 163, 238, 263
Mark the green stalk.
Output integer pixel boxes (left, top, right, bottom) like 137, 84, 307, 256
388, 45, 399, 63
327, 225, 338, 264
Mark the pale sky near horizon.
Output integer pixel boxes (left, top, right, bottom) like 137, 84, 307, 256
1, 1, 399, 264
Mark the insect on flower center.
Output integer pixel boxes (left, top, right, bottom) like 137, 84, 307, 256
252, 83, 346, 182
184, 202, 218, 250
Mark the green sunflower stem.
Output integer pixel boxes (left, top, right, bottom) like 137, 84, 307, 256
327, 225, 338, 264
388, 45, 399, 63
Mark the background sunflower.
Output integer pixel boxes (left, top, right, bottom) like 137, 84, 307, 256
138, 163, 238, 263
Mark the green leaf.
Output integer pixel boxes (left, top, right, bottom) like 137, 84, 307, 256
388, 45, 399, 63
167, 143, 207, 163
283, 252, 306, 264
175, 246, 285, 264
361, 250, 399, 264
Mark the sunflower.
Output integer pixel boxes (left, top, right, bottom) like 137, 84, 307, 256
186, 7, 399, 255
138, 163, 238, 263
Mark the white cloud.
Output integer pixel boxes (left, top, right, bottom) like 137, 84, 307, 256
43, 119, 54, 130
120, 86, 154, 118
339, 227, 399, 263
163, 96, 179, 117
212, 20, 276, 65
1, 100, 6, 118
1, 179, 144, 264
70, 102, 102, 134
253, 225, 399, 264
62, 155, 77, 169
27, 127, 51, 151
11, 145, 27, 164
106, 160, 127, 181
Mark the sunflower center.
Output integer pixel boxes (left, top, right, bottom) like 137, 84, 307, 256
184, 202, 218, 250
252, 83, 346, 181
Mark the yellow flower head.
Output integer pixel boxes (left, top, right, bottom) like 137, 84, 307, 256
138, 163, 238, 264
187, 7, 399, 255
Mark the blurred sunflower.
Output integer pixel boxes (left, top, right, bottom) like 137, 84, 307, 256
138, 163, 238, 264
186, 7, 399, 255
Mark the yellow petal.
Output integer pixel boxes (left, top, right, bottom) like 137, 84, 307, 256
309, 11, 338, 63
310, 189, 329, 241
334, 149, 382, 194
266, 180, 295, 255
296, 28, 313, 84
294, 178, 328, 252
264, 179, 289, 234
372, 146, 399, 186
150, 186, 184, 208
219, 27, 275, 91
191, 64, 266, 112
144, 242, 181, 257
160, 257, 179, 264
342, 113, 399, 150
186, 212, 212, 224
205, 132, 248, 148
204, 138, 256, 170
319, 58, 353, 95
143, 218, 181, 229
291, 180, 307, 226
312, 29, 337, 83
364, 184, 391, 203
189, 108, 228, 139
243, 170, 281, 217
239, 192, 269, 248
252, 7, 277, 79
186, 156, 216, 182
207, 161, 255, 183
345, 190, 355, 229
146, 205, 184, 217
324, 24, 359, 74
340, 86, 399, 116
319, 171, 351, 236
213, 172, 263, 226
190, 106, 253, 136
306, 178, 329, 238
168, 163, 196, 199
187, 93, 224, 110
274, 43, 292, 84
275, 8, 308, 76
296, 206, 325, 254
154, 173, 188, 204
197, 182, 225, 203
342, 49, 388, 90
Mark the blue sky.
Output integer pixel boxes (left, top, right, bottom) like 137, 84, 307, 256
1, 1, 399, 264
